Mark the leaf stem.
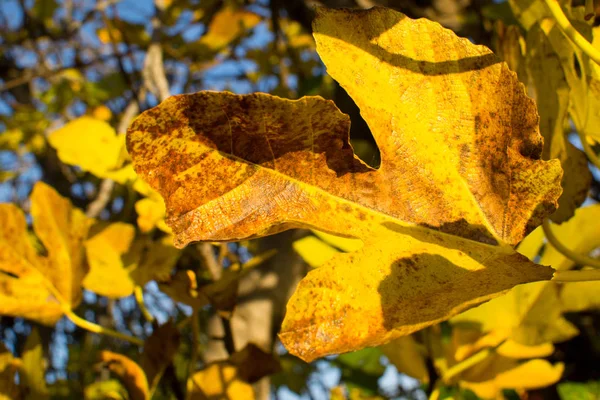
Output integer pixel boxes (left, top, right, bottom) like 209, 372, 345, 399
552, 269, 600, 281
442, 341, 503, 382
543, 0, 600, 66
134, 285, 154, 322
577, 129, 600, 169
63, 308, 144, 346
542, 220, 600, 269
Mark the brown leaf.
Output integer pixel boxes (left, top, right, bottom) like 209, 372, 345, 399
229, 344, 281, 383
140, 320, 180, 389
0, 342, 20, 400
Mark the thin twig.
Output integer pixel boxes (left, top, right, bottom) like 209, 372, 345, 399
220, 317, 236, 356
86, 178, 115, 218
198, 243, 222, 280
543, 0, 600, 65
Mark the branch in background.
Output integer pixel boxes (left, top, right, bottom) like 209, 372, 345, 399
197, 243, 222, 281
86, 89, 147, 218
85, 178, 115, 218
0, 50, 135, 94
143, 44, 170, 102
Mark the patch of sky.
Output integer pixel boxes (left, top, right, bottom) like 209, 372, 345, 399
111, 196, 124, 213
0, 0, 23, 31
0, 99, 12, 115
0, 152, 42, 203
116, 0, 155, 24
244, 21, 275, 50
181, 23, 205, 42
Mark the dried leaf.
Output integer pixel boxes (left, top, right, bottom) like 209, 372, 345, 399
99, 351, 149, 400
0, 182, 91, 324
229, 344, 281, 383
140, 321, 180, 389
127, 8, 562, 361
158, 270, 210, 310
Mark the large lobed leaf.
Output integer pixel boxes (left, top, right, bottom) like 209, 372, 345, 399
127, 7, 562, 361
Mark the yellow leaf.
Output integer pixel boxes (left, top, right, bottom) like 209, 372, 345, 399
526, 21, 591, 222
97, 27, 122, 43
381, 336, 429, 382
104, 164, 138, 185
135, 197, 168, 233
0, 182, 91, 325
189, 363, 254, 400
516, 226, 545, 260
313, 231, 363, 252
91, 105, 112, 121
461, 358, 564, 399
293, 236, 340, 268
452, 280, 579, 345
0, 129, 23, 151
560, 281, 600, 313
540, 14, 600, 141
127, 236, 180, 288
198, 6, 260, 51
127, 8, 562, 361
48, 116, 123, 177
497, 340, 554, 359
20, 328, 48, 400
540, 204, 600, 271
83, 222, 136, 298
84, 379, 129, 400
282, 19, 314, 49
99, 351, 149, 400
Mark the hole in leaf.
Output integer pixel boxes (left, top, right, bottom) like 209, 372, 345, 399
334, 85, 381, 169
